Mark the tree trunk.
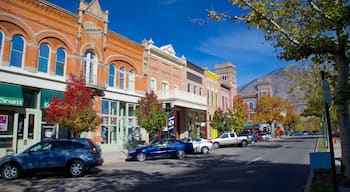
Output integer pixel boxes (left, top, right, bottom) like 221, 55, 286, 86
334, 53, 350, 183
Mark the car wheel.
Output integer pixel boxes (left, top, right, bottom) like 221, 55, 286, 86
213, 142, 220, 149
136, 153, 146, 162
201, 147, 209, 154
241, 140, 248, 147
69, 160, 86, 177
176, 150, 185, 159
1, 163, 20, 180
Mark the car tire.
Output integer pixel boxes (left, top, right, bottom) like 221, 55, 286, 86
136, 153, 146, 162
69, 160, 86, 177
201, 147, 209, 154
213, 142, 220, 149
176, 150, 185, 159
241, 140, 248, 147
1, 163, 20, 180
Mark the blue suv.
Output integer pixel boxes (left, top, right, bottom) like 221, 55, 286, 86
0, 138, 103, 180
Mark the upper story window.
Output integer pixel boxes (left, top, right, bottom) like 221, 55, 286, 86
10, 35, 25, 68
38, 43, 50, 73
128, 70, 135, 91
221, 74, 227, 81
161, 81, 168, 92
249, 102, 254, 110
193, 85, 197, 95
150, 78, 156, 91
187, 83, 191, 93
119, 67, 125, 89
199, 88, 202, 96
84, 50, 98, 84
108, 64, 115, 87
55, 48, 66, 76
0, 31, 3, 63
174, 85, 178, 94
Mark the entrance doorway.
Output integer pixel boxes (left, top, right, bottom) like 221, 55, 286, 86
16, 109, 40, 153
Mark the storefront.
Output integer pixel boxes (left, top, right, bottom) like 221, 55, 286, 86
0, 83, 65, 157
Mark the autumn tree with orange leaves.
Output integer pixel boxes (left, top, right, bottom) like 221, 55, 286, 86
44, 74, 100, 138
254, 95, 293, 133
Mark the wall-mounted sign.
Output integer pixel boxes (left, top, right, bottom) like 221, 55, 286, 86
83, 21, 102, 38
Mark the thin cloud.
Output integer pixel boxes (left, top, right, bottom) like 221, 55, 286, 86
157, 0, 179, 5
195, 29, 277, 65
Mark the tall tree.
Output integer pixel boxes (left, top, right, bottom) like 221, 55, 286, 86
135, 91, 167, 141
254, 95, 289, 133
282, 102, 301, 133
206, 0, 350, 181
229, 95, 249, 132
44, 74, 100, 137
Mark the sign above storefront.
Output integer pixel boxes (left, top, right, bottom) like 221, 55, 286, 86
0, 83, 23, 106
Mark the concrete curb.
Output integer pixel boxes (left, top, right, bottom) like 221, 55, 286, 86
304, 137, 319, 192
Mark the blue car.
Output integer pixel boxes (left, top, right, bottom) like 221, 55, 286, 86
126, 139, 193, 162
0, 138, 103, 180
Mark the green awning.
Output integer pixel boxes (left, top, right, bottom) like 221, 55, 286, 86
0, 83, 23, 106
40, 89, 64, 108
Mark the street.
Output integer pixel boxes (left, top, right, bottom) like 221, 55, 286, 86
0, 137, 318, 192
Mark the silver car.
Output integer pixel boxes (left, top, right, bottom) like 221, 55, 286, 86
181, 138, 213, 154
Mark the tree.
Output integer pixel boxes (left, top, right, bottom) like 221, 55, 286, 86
281, 102, 301, 133
228, 95, 249, 133
210, 108, 232, 134
44, 74, 100, 137
206, 0, 350, 181
253, 95, 289, 132
135, 91, 167, 142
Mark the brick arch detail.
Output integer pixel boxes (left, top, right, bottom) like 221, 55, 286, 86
105, 54, 140, 74
34, 30, 74, 54
79, 43, 102, 62
0, 13, 34, 42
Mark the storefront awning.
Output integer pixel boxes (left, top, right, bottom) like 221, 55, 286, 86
40, 89, 64, 108
0, 83, 23, 106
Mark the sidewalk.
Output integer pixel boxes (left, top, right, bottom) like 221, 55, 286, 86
304, 136, 350, 192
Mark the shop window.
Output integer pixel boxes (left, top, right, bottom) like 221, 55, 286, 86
23, 89, 37, 108
38, 43, 50, 73
10, 35, 25, 68
102, 100, 109, 114
27, 114, 35, 139
55, 48, 65, 76
17, 114, 24, 139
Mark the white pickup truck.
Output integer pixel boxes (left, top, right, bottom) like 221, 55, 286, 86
212, 132, 249, 148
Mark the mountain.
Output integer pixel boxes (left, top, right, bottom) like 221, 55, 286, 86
238, 65, 305, 114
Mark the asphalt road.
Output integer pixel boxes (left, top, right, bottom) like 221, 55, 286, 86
0, 137, 318, 192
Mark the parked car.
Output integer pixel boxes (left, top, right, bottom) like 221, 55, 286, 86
181, 137, 213, 154
212, 132, 249, 148
126, 139, 192, 162
0, 138, 103, 180
258, 132, 271, 141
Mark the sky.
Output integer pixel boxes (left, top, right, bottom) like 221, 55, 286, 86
47, 0, 293, 87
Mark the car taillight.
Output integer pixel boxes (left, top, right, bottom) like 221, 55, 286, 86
87, 140, 97, 155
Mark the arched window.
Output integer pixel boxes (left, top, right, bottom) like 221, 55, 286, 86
119, 67, 125, 89
10, 35, 25, 68
128, 70, 135, 91
109, 64, 115, 87
84, 50, 98, 84
55, 48, 66, 76
0, 31, 4, 63
38, 43, 50, 73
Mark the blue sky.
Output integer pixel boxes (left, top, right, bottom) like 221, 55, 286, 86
47, 0, 292, 87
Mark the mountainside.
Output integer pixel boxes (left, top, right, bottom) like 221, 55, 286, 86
238, 65, 305, 113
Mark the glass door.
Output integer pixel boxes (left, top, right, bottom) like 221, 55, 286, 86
16, 109, 40, 153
